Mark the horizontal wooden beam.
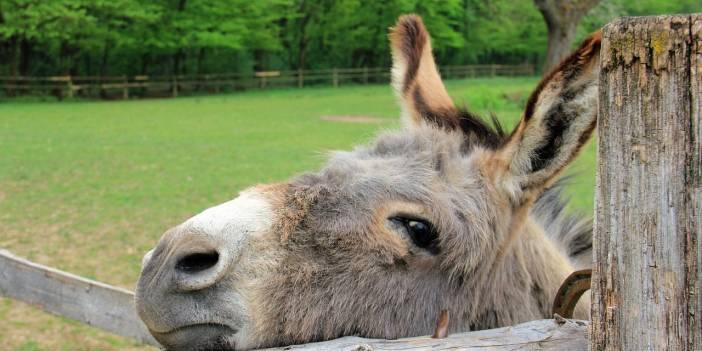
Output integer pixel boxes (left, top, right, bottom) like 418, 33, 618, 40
260, 318, 588, 350
0, 249, 159, 346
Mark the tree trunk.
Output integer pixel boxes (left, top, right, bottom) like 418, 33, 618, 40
253, 49, 266, 72
100, 42, 110, 77
84, 52, 92, 76
173, 49, 186, 76
534, 0, 599, 73
8, 36, 18, 77
58, 41, 80, 76
296, 0, 310, 70
172, 0, 188, 76
140, 53, 149, 75
19, 38, 32, 76
298, 42, 307, 71
5, 36, 18, 96
543, 22, 577, 73
592, 14, 701, 351
196, 47, 206, 74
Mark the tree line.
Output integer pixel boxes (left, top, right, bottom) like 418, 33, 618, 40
0, 0, 697, 78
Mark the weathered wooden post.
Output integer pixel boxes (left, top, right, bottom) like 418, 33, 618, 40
592, 14, 701, 350
122, 75, 129, 100
172, 76, 179, 97
65, 76, 74, 99
332, 68, 339, 87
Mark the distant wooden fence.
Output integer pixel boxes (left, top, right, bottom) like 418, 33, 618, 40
0, 64, 535, 100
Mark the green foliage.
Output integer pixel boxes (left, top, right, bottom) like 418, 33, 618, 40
0, 0, 697, 76
578, 0, 701, 40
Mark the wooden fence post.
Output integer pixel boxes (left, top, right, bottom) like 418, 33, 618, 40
592, 14, 701, 351
298, 69, 304, 88
65, 76, 74, 99
122, 75, 129, 99
332, 68, 339, 87
171, 76, 179, 97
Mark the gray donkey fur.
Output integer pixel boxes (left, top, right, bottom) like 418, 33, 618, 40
135, 15, 601, 351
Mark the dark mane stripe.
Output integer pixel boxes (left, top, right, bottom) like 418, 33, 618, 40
412, 88, 506, 150
457, 110, 506, 149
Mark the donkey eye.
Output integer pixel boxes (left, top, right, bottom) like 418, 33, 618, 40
391, 217, 439, 254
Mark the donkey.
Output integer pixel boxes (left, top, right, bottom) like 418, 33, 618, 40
135, 15, 600, 351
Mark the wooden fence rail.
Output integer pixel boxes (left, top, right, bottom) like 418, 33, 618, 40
0, 64, 535, 100
0, 249, 158, 346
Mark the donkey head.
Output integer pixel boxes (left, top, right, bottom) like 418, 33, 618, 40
136, 15, 600, 351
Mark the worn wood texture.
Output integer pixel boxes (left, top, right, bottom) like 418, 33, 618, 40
592, 14, 702, 350
259, 319, 588, 351
0, 249, 159, 346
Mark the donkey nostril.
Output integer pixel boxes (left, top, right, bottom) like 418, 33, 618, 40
173, 249, 230, 292
175, 252, 219, 274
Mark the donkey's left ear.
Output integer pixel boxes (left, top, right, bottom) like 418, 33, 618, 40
390, 15, 458, 129
493, 31, 601, 203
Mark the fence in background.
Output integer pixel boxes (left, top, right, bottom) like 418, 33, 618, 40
0, 64, 535, 100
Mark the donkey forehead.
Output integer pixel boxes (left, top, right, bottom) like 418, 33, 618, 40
293, 128, 487, 208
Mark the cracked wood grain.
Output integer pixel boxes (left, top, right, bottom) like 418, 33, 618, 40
592, 14, 702, 351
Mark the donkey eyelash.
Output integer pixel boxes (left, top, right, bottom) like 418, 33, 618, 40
389, 216, 440, 255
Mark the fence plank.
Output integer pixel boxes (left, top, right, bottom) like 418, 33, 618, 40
592, 14, 702, 350
260, 319, 588, 351
0, 249, 159, 346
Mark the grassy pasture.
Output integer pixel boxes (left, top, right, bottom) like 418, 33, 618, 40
0, 77, 596, 350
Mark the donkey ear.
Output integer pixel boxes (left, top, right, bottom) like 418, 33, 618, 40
494, 31, 601, 202
390, 15, 457, 128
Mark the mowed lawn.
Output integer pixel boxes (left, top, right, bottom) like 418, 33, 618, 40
0, 77, 597, 350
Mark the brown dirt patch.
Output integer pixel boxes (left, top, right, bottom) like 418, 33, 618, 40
320, 115, 384, 124
502, 91, 526, 104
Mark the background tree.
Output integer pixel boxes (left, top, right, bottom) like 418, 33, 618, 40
533, 0, 600, 73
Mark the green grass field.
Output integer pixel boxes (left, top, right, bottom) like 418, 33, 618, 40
0, 77, 597, 350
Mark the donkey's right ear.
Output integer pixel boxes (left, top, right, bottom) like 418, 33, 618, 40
390, 15, 457, 129
491, 31, 601, 204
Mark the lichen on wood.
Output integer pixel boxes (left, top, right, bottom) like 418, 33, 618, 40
592, 14, 701, 351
